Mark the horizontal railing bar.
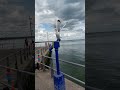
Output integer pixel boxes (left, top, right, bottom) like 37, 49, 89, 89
35, 41, 54, 43
38, 63, 101, 90
0, 48, 31, 62
0, 36, 34, 40
62, 72, 85, 85
0, 50, 21, 62
40, 55, 85, 68
35, 49, 85, 67
0, 65, 35, 75
35, 39, 84, 43
0, 81, 17, 90
40, 63, 85, 85
86, 86, 102, 90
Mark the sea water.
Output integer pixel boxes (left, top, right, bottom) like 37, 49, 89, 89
52, 39, 85, 83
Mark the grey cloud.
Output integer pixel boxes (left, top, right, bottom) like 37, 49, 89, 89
47, 0, 85, 32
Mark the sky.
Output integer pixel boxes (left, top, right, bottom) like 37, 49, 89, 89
35, 0, 85, 41
0, 0, 34, 37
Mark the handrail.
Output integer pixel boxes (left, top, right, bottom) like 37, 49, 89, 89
38, 62, 102, 90
0, 46, 34, 89
0, 49, 21, 62
0, 81, 17, 90
0, 47, 30, 62
42, 55, 85, 67
0, 65, 35, 75
35, 49, 85, 68
35, 41, 53, 43
39, 62, 85, 86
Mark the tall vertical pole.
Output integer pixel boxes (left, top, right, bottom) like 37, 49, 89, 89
54, 41, 60, 75
49, 44, 53, 78
29, 16, 32, 37
53, 41, 66, 90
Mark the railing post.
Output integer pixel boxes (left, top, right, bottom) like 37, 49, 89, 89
38, 50, 40, 62
42, 55, 45, 72
6, 57, 9, 67
29, 45, 31, 55
15, 54, 18, 69
41, 48, 45, 71
20, 49, 23, 64
24, 48, 26, 61
53, 41, 66, 90
27, 47, 28, 58
6, 68, 12, 85
49, 44, 53, 78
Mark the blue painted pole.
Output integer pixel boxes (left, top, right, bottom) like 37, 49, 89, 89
53, 41, 66, 90
54, 45, 60, 75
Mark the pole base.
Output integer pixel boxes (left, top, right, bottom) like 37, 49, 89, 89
53, 73, 66, 90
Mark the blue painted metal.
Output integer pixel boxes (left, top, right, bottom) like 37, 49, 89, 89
54, 73, 66, 90
54, 41, 60, 75
53, 41, 66, 90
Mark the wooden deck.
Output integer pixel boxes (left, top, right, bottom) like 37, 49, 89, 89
35, 69, 85, 90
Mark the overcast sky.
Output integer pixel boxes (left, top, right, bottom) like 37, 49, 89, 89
35, 0, 85, 41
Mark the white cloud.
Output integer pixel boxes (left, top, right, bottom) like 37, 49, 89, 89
35, 0, 85, 41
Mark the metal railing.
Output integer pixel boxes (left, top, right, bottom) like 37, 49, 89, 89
35, 41, 103, 90
35, 41, 102, 90
0, 65, 34, 90
36, 54, 85, 85
35, 41, 85, 87
0, 41, 35, 89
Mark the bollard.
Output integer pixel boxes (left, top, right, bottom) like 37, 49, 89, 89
53, 41, 66, 90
